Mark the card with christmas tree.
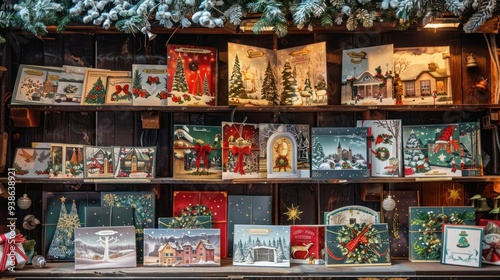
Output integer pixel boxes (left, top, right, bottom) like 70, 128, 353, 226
167, 44, 217, 106
357, 119, 403, 177
325, 223, 391, 266
13, 147, 50, 178
258, 123, 310, 178
43, 191, 101, 261
81, 70, 130, 105
222, 122, 260, 179
105, 76, 133, 105
311, 127, 369, 179
84, 146, 114, 178
113, 146, 156, 178
227, 42, 327, 106
173, 125, 222, 179
12, 64, 63, 105
131, 64, 168, 106
232, 225, 291, 267
403, 124, 463, 177
340, 44, 394, 105
143, 228, 221, 267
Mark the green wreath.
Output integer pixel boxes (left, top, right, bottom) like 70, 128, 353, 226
167, 204, 213, 229
373, 147, 390, 161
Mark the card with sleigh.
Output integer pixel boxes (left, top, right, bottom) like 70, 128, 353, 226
167, 44, 217, 106
131, 64, 168, 106
113, 146, 156, 178
222, 122, 260, 179
173, 125, 222, 179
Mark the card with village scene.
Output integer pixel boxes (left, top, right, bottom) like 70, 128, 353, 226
74, 226, 137, 270
105, 76, 133, 105
340, 44, 394, 105
12, 64, 62, 105
131, 64, 168, 106
403, 124, 463, 177
172, 125, 222, 179
393, 46, 453, 105
13, 147, 50, 178
290, 225, 325, 264
55, 65, 94, 105
357, 119, 403, 177
232, 225, 290, 267
441, 225, 483, 268
167, 44, 217, 106
258, 124, 310, 178
113, 146, 156, 178
222, 122, 260, 179
143, 228, 221, 267
325, 223, 391, 266
81, 70, 130, 105
311, 127, 369, 179
84, 146, 114, 178
227, 42, 327, 106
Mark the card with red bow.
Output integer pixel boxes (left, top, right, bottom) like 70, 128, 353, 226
81, 70, 130, 105
173, 125, 222, 179
222, 122, 260, 179
105, 76, 133, 105
131, 64, 168, 106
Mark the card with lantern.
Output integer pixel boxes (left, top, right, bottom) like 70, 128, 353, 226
113, 146, 156, 178
167, 44, 217, 106
222, 122, 260, 179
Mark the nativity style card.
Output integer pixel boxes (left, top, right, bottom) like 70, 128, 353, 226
12, 64, 63, 105
84, 146, 114, 178
340, 44, 394, 105
143, 228, 221, 267
13, 147, 50, 178
81, 70, 129, 105
441, 225, 483, 268
222, 122, 260, 179
167, 44, 217, 106
74, 226, 137, 270
311, 127, 369, 179
105, 76, 133, 105
131, 64, 168, 106
113, 146, 156, 178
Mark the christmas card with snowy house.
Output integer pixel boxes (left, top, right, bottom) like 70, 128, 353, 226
173, 125, 222, 179
105, 76, 133, 105
232, 225, 290, 267
340, 44, 394, 105
167, 44, 217, 106
43, 191, 101, 261
356, 119, 403, 177
228, 42, 327, 106
13, 147, 50, 178
311, 127, 369, 179
143, 228, 221, 267
113, 146, 156, 178
131, 64, 168, 106
12, 64, 63, 105
325, 223, 391, 266
74, 226, 137, 270
458, 121, 483, 176
55, 65, 95, 105
393, 46, 452, 105
81, 70, 130, 105
84, 146, 114, 178
48, 144, 85, 178
258, 124, 310, 178
222, 122, 260, 179
403, 124, 463, 177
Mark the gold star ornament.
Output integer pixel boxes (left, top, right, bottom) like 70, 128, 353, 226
284, 204, 303, 225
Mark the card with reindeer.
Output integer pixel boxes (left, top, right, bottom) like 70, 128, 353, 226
228, 42, 327, 106
290, 225, 325, 264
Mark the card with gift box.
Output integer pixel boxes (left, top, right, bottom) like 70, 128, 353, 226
158, 216, 212, 229
74, 226, 137, 270
84, 206, 135, 227
290, 225, 325, 264
143, 228, 221, 267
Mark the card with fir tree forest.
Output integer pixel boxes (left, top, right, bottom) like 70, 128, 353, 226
167, 44, 217, 106
81, 70, 129, 105
131, 64, 168, 106
227, 42, 327, 106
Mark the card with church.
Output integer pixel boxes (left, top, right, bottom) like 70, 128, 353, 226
311, 127, 369, 179
222, 122, 260, 179
84, 146, 114, 178
113, 146, 156, 178
131, 64, 168, 106
258, 123, 310, 178
167, 44, 217, 106
13, 147, 50, 178
173, 125, 222, 179
393, 46, 452, 105
340, 44, 394, 105
357, 119, 403, 177
74, 226, 137, 270
403, 124, 464, 177
143, 228, 221, 267
232, 225, 290, 267
227, 42, 327, 106
12, 64, 62, 105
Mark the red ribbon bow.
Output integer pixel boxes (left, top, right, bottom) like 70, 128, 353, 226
231, 145, 251, 175
115, 84, 130, 94
0, 233, 28, 272
195, 144, 212, 171
147, 76, 160, 84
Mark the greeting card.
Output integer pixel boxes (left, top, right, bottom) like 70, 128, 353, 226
131, 64, 168, 106
222, 122, 260, 179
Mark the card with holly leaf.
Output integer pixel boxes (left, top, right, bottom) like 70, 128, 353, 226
131, 64, 168, 106
105, 76, 133, 105
81, 70, 130, 105
13, 147, 50, 178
